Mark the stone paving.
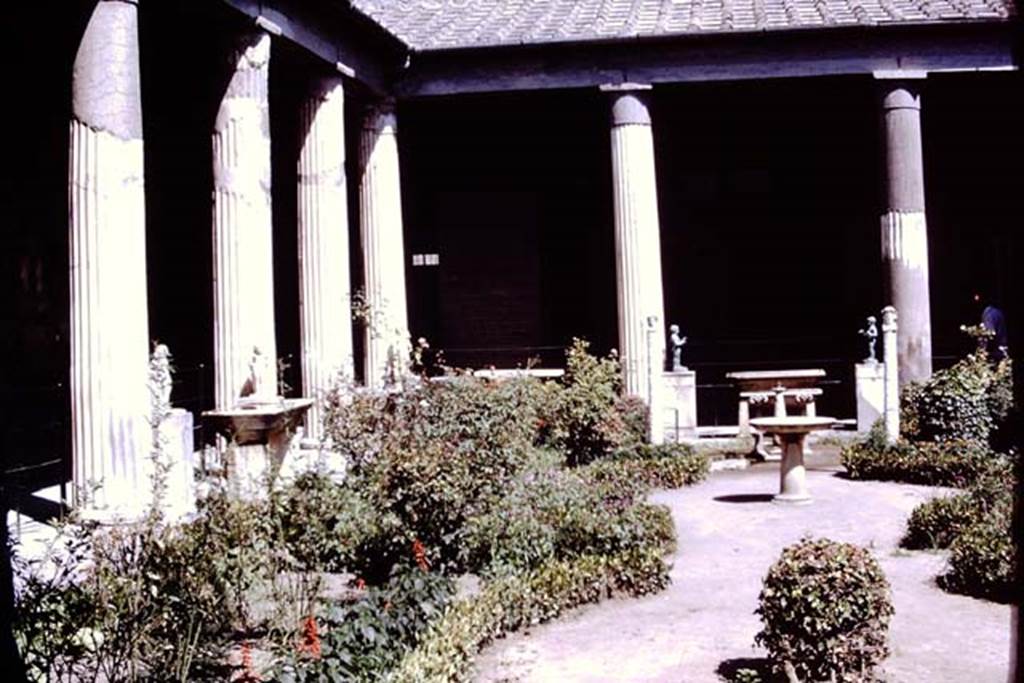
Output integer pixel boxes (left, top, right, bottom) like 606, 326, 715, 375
474, 448, 1015, 682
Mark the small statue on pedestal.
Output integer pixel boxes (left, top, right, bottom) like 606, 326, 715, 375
669, 324, 688, 372
858, 316, 878, 363
244, 346, 276, 403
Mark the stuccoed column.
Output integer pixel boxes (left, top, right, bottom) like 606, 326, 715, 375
358, 99, 410, 389
879, 76, 932, 385
604, 84, 667, 399
297, 75, 353, 438
212, 30, 277, 408
69, 0, 151, 511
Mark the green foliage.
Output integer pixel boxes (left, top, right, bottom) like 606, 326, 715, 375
12, 494, 263, 682
840, 436, 995, 488
900, 347, 1013, 444
389, 548, 669, 682
554, 339, 645, 466
942, 507, 1017, 603
901, 493, 978, 550
755, 538, 894, 683
269, 470, 379, 574
590, 442, 710, 491
322, 376, 541, 579
460, 467, 675, 578
277, 568, 456, 682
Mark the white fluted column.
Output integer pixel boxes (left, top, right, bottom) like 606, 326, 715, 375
604, 85, 667, 400
69, 0, 150, 511
212, 30, 276, 408
298, 75, 353, 437
358, 99, 409, 389
879, 76, 932, 385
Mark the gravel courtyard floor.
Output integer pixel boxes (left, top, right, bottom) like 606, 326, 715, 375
474, 447, 1016, 682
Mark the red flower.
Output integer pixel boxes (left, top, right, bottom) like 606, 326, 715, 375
296, 615, 322, 659
239, 641, 261, 682
354, 577, 366, 590
412, 538, 430, 571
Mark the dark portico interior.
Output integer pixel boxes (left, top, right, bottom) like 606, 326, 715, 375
2, 1, 1021, 486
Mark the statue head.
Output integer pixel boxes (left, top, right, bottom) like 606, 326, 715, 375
669, 324, 680, 334
867, 316, 876, 324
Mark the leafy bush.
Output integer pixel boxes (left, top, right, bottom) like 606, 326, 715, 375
942, 508, 1017, 603
390, 548, 669, 683
593, 442, 710, 491
898, 455, 1017, 602
323, 376, 541, 579
901, 493, 977, 550
277, 567, 456, 682
13, 492, 271, 682
460, 467, 675, 578
900, 345, 1013, 444
554, 339, 645, 466
841, 435, 995, 487
755, 538, 894, 683
269, 471, 377, 573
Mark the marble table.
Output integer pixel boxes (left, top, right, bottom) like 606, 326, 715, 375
749, 416, 834, 505
202, 397, 314, 498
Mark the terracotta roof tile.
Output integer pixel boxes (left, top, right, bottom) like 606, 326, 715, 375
351, 0, 1013, 50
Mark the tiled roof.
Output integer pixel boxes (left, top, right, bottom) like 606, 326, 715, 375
349, 0, 1014, 51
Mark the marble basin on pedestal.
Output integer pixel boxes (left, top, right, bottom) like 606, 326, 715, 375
202, 398, 314, 497
750, 416, 834, 505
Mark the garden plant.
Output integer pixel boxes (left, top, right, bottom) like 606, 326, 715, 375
12, 339, 709, 682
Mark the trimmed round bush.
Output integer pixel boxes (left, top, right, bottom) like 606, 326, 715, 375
756, 538, 894, 682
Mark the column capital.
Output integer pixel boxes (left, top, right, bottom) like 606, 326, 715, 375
364, 98, 398, 135
601, 84, 653, 127
877, 79, 924, 112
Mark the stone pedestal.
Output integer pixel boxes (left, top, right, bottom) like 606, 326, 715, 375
879, 77, 932, 385
202, 398, 313, 498
855, 362, 885, 432
212, 30, 277, 408
663, 371, 697, 441
298, 75, 353, 437
751, 416, 834, 505
604, 85, 666, 399
359, 100, 410, 389
69, 0, 150, 512
159, 408, 196, 518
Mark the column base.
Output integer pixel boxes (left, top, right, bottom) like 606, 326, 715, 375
772, 492, 813, 505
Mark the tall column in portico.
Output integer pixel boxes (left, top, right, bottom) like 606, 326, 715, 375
69, 0, 150, 510
212, 30, 277, 408
879, 76, 932, 385
358, 99, 409, 389
297, 75, 353, 437
604, 85, 667, 400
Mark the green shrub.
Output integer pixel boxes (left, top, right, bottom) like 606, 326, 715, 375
323, 376, 541, 578
901, 493, 977, 550
755, 538, 894, 683
389, 548, 669, 683
941, 509, 1017, 603
13, 491, 273, 682
900, 346, 1013, 444
460, 468, 675, 578
270, 471, 377, 572
841, 436, 994, 487
554, 339, 643, 466
277, 567, 456, 682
